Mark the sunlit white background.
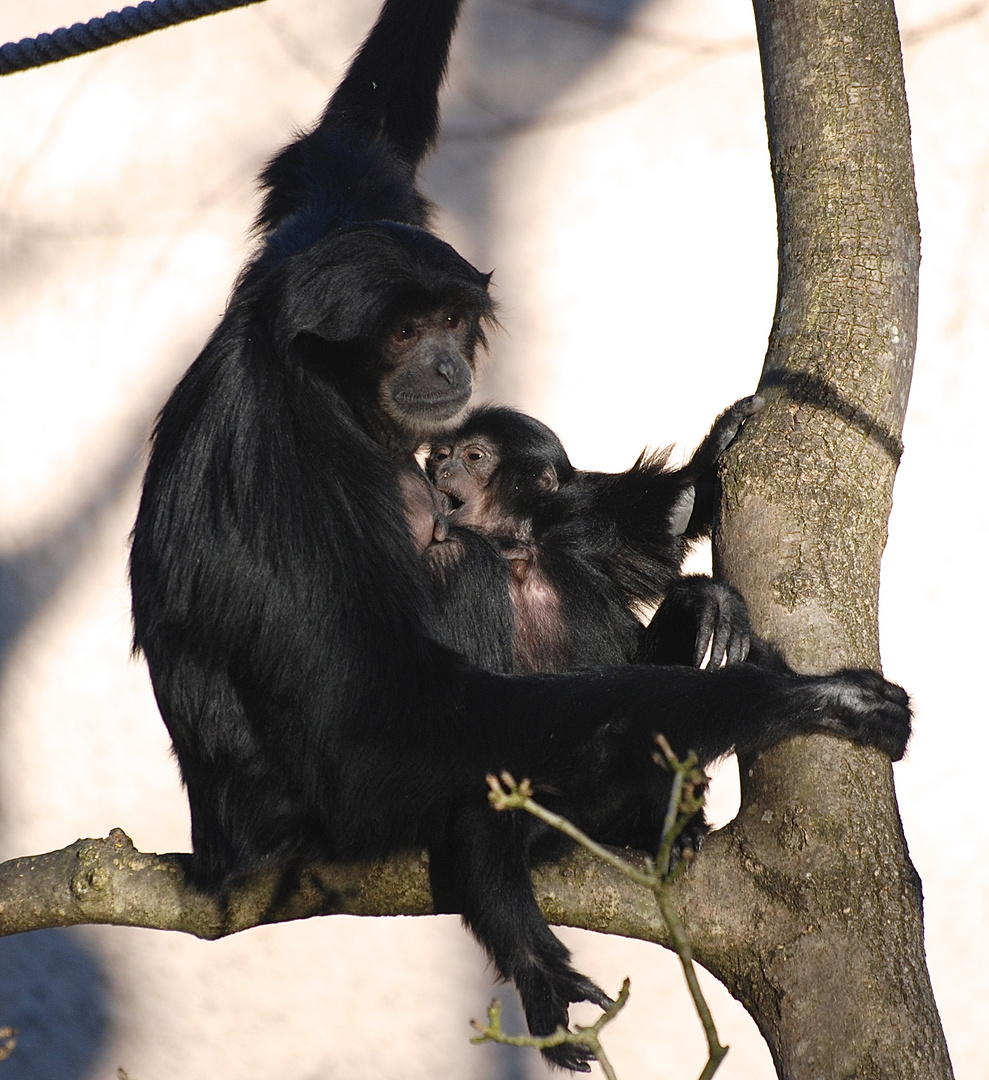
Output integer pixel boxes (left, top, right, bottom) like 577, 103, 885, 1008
0, 1, 986, 1077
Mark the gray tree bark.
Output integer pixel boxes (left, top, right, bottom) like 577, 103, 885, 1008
704, 0, 952, 1075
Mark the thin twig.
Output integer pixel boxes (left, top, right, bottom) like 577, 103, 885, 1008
0, 1028, 17, 1063
487, 774, 656, 887
486, 737, 729, 1080
471, 980, 631, 1080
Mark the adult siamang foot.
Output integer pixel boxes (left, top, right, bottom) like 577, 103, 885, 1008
668, 807, 710, 869
805, 668, 911, 761
518, 962, 613, 1072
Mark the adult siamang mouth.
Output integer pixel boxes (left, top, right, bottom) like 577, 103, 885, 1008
397, 389, 472, 416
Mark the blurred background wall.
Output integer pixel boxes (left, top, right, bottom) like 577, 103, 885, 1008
0, 1, 985, 1077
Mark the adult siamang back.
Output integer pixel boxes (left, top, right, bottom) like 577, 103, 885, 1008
130, 0, 911, 1071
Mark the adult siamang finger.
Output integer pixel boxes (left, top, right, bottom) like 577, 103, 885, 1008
726, 629, 751, 665
693, 604, 717, 668
707, 611, 732, 670
736, 393, 765, 418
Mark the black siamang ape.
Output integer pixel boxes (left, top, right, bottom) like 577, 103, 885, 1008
130, 0, 911, 1070
425, 399, 761, 673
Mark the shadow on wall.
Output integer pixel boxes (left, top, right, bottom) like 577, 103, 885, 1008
431, 0, 655, 403
0, 2, 653, 1078
0, 930, 109, 1080
0, 436, 142, 1079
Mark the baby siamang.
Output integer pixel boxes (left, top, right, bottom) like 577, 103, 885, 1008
424, 399, 769, 854
425, 399, 760, 673
130, 0, 911, 1070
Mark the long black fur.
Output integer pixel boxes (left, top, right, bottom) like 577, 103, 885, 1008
424, 523, 517, 672
130, 1, 912, 1071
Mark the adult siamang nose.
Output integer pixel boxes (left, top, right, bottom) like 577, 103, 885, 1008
435, 357, 457, 384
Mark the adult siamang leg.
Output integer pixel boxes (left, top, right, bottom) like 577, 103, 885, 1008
429, 800, 611, 1073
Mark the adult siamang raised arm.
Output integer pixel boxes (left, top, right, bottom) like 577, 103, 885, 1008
129, 0, 910, 1071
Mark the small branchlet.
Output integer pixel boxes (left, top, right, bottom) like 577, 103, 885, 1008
0, 1027, 17, 1063
471, 980, 631, 1080
484, 737, 729, 1080
487, 772, 656, 887
652, 734, 708, 880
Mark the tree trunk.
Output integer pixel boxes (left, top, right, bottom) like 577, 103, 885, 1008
707, 0, 953, 1075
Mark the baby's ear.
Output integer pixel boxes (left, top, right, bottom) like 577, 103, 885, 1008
538, 465, 560, 494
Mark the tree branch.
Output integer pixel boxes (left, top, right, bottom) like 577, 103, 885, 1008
0, 826, 770, 958
0, 829, 433, 939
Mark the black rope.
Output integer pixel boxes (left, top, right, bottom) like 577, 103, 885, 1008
0, 0, 267, 76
